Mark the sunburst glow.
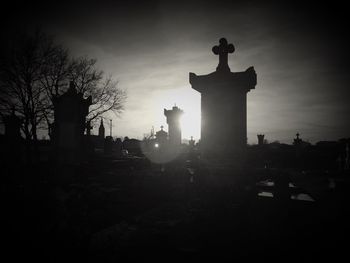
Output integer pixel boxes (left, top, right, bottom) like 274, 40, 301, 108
154, 87, 201, 141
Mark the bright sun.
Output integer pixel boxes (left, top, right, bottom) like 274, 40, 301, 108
154, 87, 201, 141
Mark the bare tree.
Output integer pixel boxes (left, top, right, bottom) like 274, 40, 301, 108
0, 30, 60, 141
0, 30, 126, 141
39, 51, 126, 131
67, 57, 126, 123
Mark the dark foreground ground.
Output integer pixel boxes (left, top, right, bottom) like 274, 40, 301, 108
2, 157, 350, 262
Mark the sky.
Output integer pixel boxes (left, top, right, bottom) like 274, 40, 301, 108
2, 0, 350, 144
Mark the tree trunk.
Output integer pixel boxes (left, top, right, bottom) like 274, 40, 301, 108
31, 119, 39, 163
23, 119, 32, 164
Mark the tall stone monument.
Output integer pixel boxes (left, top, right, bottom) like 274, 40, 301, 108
52, 81, 92, 163
189, 38, 257, 159
164, 105, 183, 146
98, 118, 105, 139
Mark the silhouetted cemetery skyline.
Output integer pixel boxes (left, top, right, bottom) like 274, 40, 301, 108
1, 1, 350, 261
2, 1, 348, 143
0, 36, 347, 148
1, 33, 349, 167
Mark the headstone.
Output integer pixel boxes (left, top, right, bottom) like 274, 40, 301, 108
52, 81, 92, 163
293, 132, 302, 146
164, 105, 183, 147
257, 134, 265, 146
189, 136, 195, 148
189, 38, 257, 161
114, 138, 123, 157
155, 125, 168, 148
104, 136, 113, 155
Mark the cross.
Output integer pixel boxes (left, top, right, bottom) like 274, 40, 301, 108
212, 38, 235, 72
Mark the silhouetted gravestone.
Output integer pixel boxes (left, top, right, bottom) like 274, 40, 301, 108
293, 132, 302, 146
52, 81, 92, 163
155, 125, 168, 147
104, 136, 113, 155
164, 105, 183, 147
98, 118, 105, 139
3, 108, 22, 139
257, 134, 265, 146
190, 38, 256, 161
189, 136, 195, 148
2, 108, 23, 162
114, 138, 123, 157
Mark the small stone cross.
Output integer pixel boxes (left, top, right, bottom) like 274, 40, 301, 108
212, 38, 235, 72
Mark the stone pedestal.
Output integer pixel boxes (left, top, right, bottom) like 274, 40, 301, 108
189, 38, 257, 161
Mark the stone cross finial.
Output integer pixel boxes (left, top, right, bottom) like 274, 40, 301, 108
212, 38, 235, 72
